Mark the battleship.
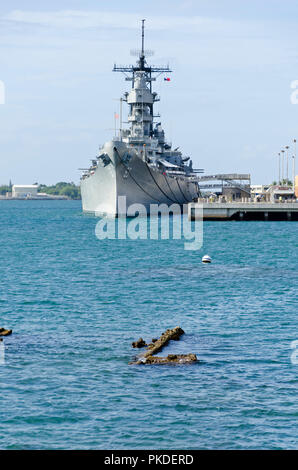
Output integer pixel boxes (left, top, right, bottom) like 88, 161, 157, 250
81, 20, 203, 216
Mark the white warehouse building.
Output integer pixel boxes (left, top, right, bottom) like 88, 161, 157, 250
12, 185, 39, 198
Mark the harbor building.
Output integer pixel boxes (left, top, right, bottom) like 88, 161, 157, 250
250, 185, 270, 200
12, 185, 38, 198
267, 185, 295, 202
197, 174, 251, 201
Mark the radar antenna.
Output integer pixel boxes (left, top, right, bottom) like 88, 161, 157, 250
141, 20, 145, 54
130, 49, 154, 58
113, 20, 172, 76
140, 19, 145, 68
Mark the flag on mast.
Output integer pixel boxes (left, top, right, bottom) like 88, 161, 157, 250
164, 77, 171, 81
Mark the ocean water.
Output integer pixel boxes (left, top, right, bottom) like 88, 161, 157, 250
0, 200, 297, 450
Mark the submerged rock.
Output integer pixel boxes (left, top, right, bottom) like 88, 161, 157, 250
145, 326, 185, 357
137, 353, 198, 365
131, 326, 197, 365
0, 328, 12, 337
132, 337, 147, 348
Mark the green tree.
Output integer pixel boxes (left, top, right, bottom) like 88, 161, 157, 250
37, 182, 81, 199
0, 185, 11, 195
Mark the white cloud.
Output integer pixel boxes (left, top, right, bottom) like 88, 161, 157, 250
3, 9, 251, 36
0, 8, 291, 71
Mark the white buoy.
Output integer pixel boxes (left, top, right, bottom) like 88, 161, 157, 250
202, 255, 212, 264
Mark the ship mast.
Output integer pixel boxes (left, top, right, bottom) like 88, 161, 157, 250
113, 20, 172, 141
113, 20, 171, 76
139, 19, 145, 70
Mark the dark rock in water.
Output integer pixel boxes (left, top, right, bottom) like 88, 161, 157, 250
167, 354, 178, 360
130, 326, 197, 365
137, 353, 198, 365
0, 328, 12, 337
132, 337, 147, 348
145, 326, 184, 357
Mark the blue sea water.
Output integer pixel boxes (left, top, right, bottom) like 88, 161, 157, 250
0, 199, 297, 450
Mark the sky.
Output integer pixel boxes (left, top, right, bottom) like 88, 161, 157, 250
0, 0, 298, 185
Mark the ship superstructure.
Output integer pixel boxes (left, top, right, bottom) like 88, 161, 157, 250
81, 20, 203, 216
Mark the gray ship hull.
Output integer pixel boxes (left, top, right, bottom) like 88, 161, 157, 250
81, 140, 199, 217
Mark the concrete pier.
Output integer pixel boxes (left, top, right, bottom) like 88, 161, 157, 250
189, 202, 298, 221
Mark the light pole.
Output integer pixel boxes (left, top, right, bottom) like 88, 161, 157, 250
294, 139, 297, 192
278, 152, 281, 184
281, 149, 285, 184
285, 145, 289, 185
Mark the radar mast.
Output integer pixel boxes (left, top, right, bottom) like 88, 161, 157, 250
113, 20, 172, 140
